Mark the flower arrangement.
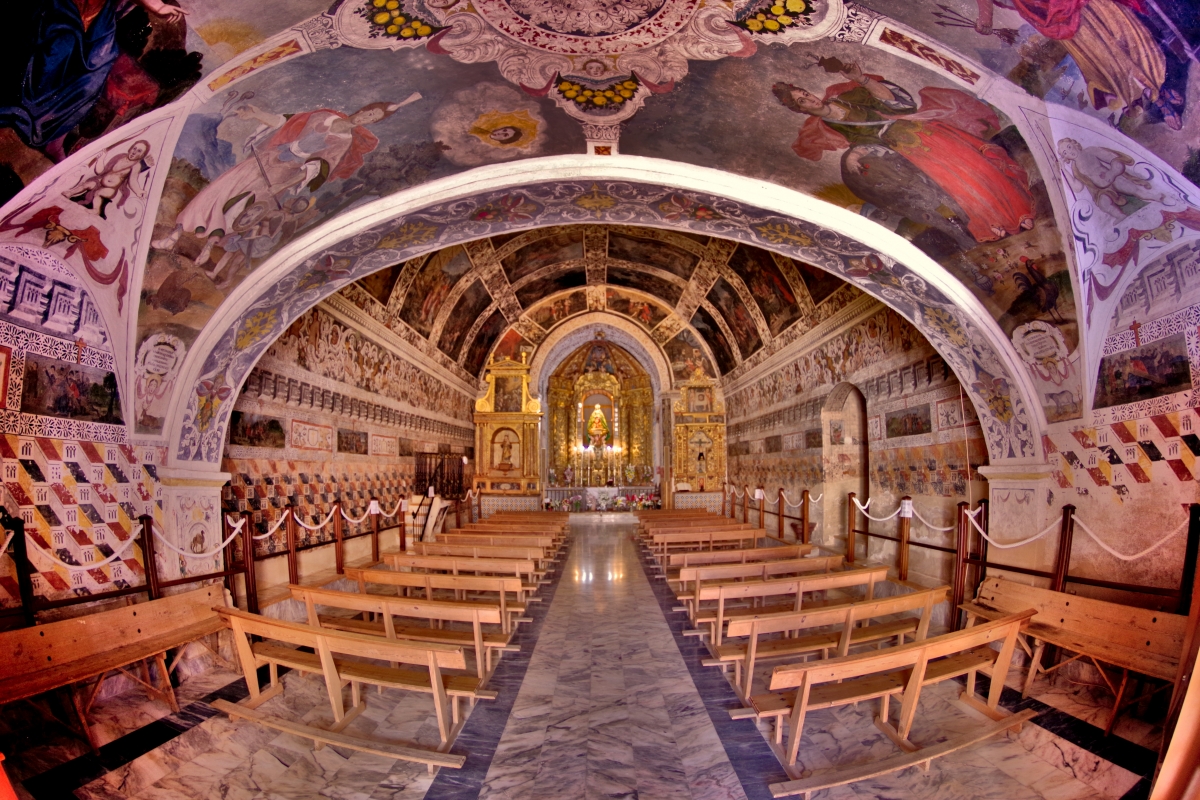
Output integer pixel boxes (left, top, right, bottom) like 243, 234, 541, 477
359, 0, 440, 40
734, 0, 813, 33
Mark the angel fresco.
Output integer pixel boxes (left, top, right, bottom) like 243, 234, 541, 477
773, 59, 1034, 245
152, 94, 420, 270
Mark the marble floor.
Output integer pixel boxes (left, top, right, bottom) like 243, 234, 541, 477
1, 514, 1164, 800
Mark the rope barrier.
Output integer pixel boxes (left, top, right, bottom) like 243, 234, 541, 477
341, 507, 370, 525
911, 507, 955, 532
152, 519, 242, 560
380, 500, 403, 519
25, 531, 137, 571
965, 507, 1058, 549
294, 508, 337, 532
852, 496, 900, 522
1074, 515, 1188, 562
254, 510, 291, 540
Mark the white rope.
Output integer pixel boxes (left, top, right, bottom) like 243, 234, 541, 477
341, 507, 370, 525
781, 491, 802, 507
911, 507, 955, 532
152, 520, 242, 560
1074, 515, 1188, 562
966, 507, 1059, 549
810, 493, 822, 504
224, 515, 247, 532
853, 496, 900, 522
294, 507, 338, 531
25, 531, 137, 571
254, 509, 291, 540
380, 500, 403, 519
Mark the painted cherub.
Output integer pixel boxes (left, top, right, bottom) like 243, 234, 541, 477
62, 139, 154, 219
1056, 137, 1181, 220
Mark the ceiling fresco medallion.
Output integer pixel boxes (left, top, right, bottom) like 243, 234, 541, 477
333, 0, 846, 130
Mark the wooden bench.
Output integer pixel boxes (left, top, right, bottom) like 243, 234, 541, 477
649, 530, 764, 563
705, 586, 947, 700
343, 566, 533, 633
0, 585, 231, 752
415, 542, 556, 567
659, 544, 815, 581
384, 552, 546, 586
962, 575, 1186, 734
438, 533, 561, 552
690, 564, 892, 644
215, 606, 493, 766
746, 609, 1037, 796
290, 584, 519, 682
673, 556, 845, 619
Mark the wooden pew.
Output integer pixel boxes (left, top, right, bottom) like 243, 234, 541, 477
649, 529, 764, 563
962, 576, 1186, 734
0, 585, 230, 752
660, 544, 815, 582
746, 610, 1036, 797
343, 566, 532, 633
215, 606, 492, 765
289, 585, 519, 681
415, 541, 556, 567
673, 556, 845, 619
706, 586, 948, 700
384, 552, 545, 587
691, 564, 892, 644
438, 533, 561, 551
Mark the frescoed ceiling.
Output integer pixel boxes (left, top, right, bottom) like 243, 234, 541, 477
335, 224, 857, 384
0, 0, 1197, 469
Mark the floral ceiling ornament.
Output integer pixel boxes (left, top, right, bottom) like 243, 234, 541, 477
330, 0, 847, 137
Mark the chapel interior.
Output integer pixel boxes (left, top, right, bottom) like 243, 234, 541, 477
0, 1, 1199, 799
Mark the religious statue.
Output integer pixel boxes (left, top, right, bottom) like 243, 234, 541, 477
564, 466, 574, 486
587, 403, 609, 449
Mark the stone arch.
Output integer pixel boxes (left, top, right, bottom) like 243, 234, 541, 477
164, 156, 1040, 468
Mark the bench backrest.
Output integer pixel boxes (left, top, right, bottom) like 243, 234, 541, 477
292, 584, 504, 625
4, 585, 226, 681
678, 555, 842, 584
384, 553, 538, 576
769, 608, 1035, 690
645, 523, 753, 534
975, 576, 1186, 659
697, 564, 890, 602
416, 542, 547, 560
218, 606, 466, 669
727, 585, 949, 640
345, 566, 523, 595
652, 530, 761, 545
667, 545, 815, 567
439, 534, 558, 548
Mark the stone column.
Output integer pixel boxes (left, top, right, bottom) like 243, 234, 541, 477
975, 464, 1058, 582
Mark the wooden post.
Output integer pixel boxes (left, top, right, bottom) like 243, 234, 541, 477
241, 511, 258, 614
371, 500, 381, 563
4, 510, 36, 626
845, 491, 856, 564
1051, 504, 1075, 593
800, 490, 810, 545
222, 511, 239, 609
743, 484, 750, 525
897, 496, 911, 582
1179, 503, 1200, 613
139, 514, 160, 601
285, 505, 299, 586
951, 501, 969, 630
455, 498, 462, 529
778, 488, 785, 540
758, 488, 765, 531
333, 501, 344, 575
975, 499, 990, 592
721, 486, 727, 517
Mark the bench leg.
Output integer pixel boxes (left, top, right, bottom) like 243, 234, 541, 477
1022, 641, 1045, 699
154, 652, 181, 713
1105, 670, 1130, 737
68, 686, 102, 755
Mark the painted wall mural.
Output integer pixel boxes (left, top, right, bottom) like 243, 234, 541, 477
664, 329, 716, 384
502, 229, 584, 285
530, 289, 587, 331
606, 287, 670, 332
729, 245, 804, 337
706, 277, 763, 360
398, 246, 474, 338
607, 231, 700, 280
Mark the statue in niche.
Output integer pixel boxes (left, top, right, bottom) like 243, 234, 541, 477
587, 403, 609, 449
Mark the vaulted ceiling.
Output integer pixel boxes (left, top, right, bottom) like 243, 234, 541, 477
0, 0, 1197, 467
336, 225, 856, 384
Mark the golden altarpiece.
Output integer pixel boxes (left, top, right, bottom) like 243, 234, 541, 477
473, 354, 542, 495
545, 338, 654, 487
671, 380, 726, 494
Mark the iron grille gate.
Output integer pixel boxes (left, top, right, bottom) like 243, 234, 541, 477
415, 453, 465, 499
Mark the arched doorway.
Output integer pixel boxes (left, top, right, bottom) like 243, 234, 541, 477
820, 383, 869, 555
